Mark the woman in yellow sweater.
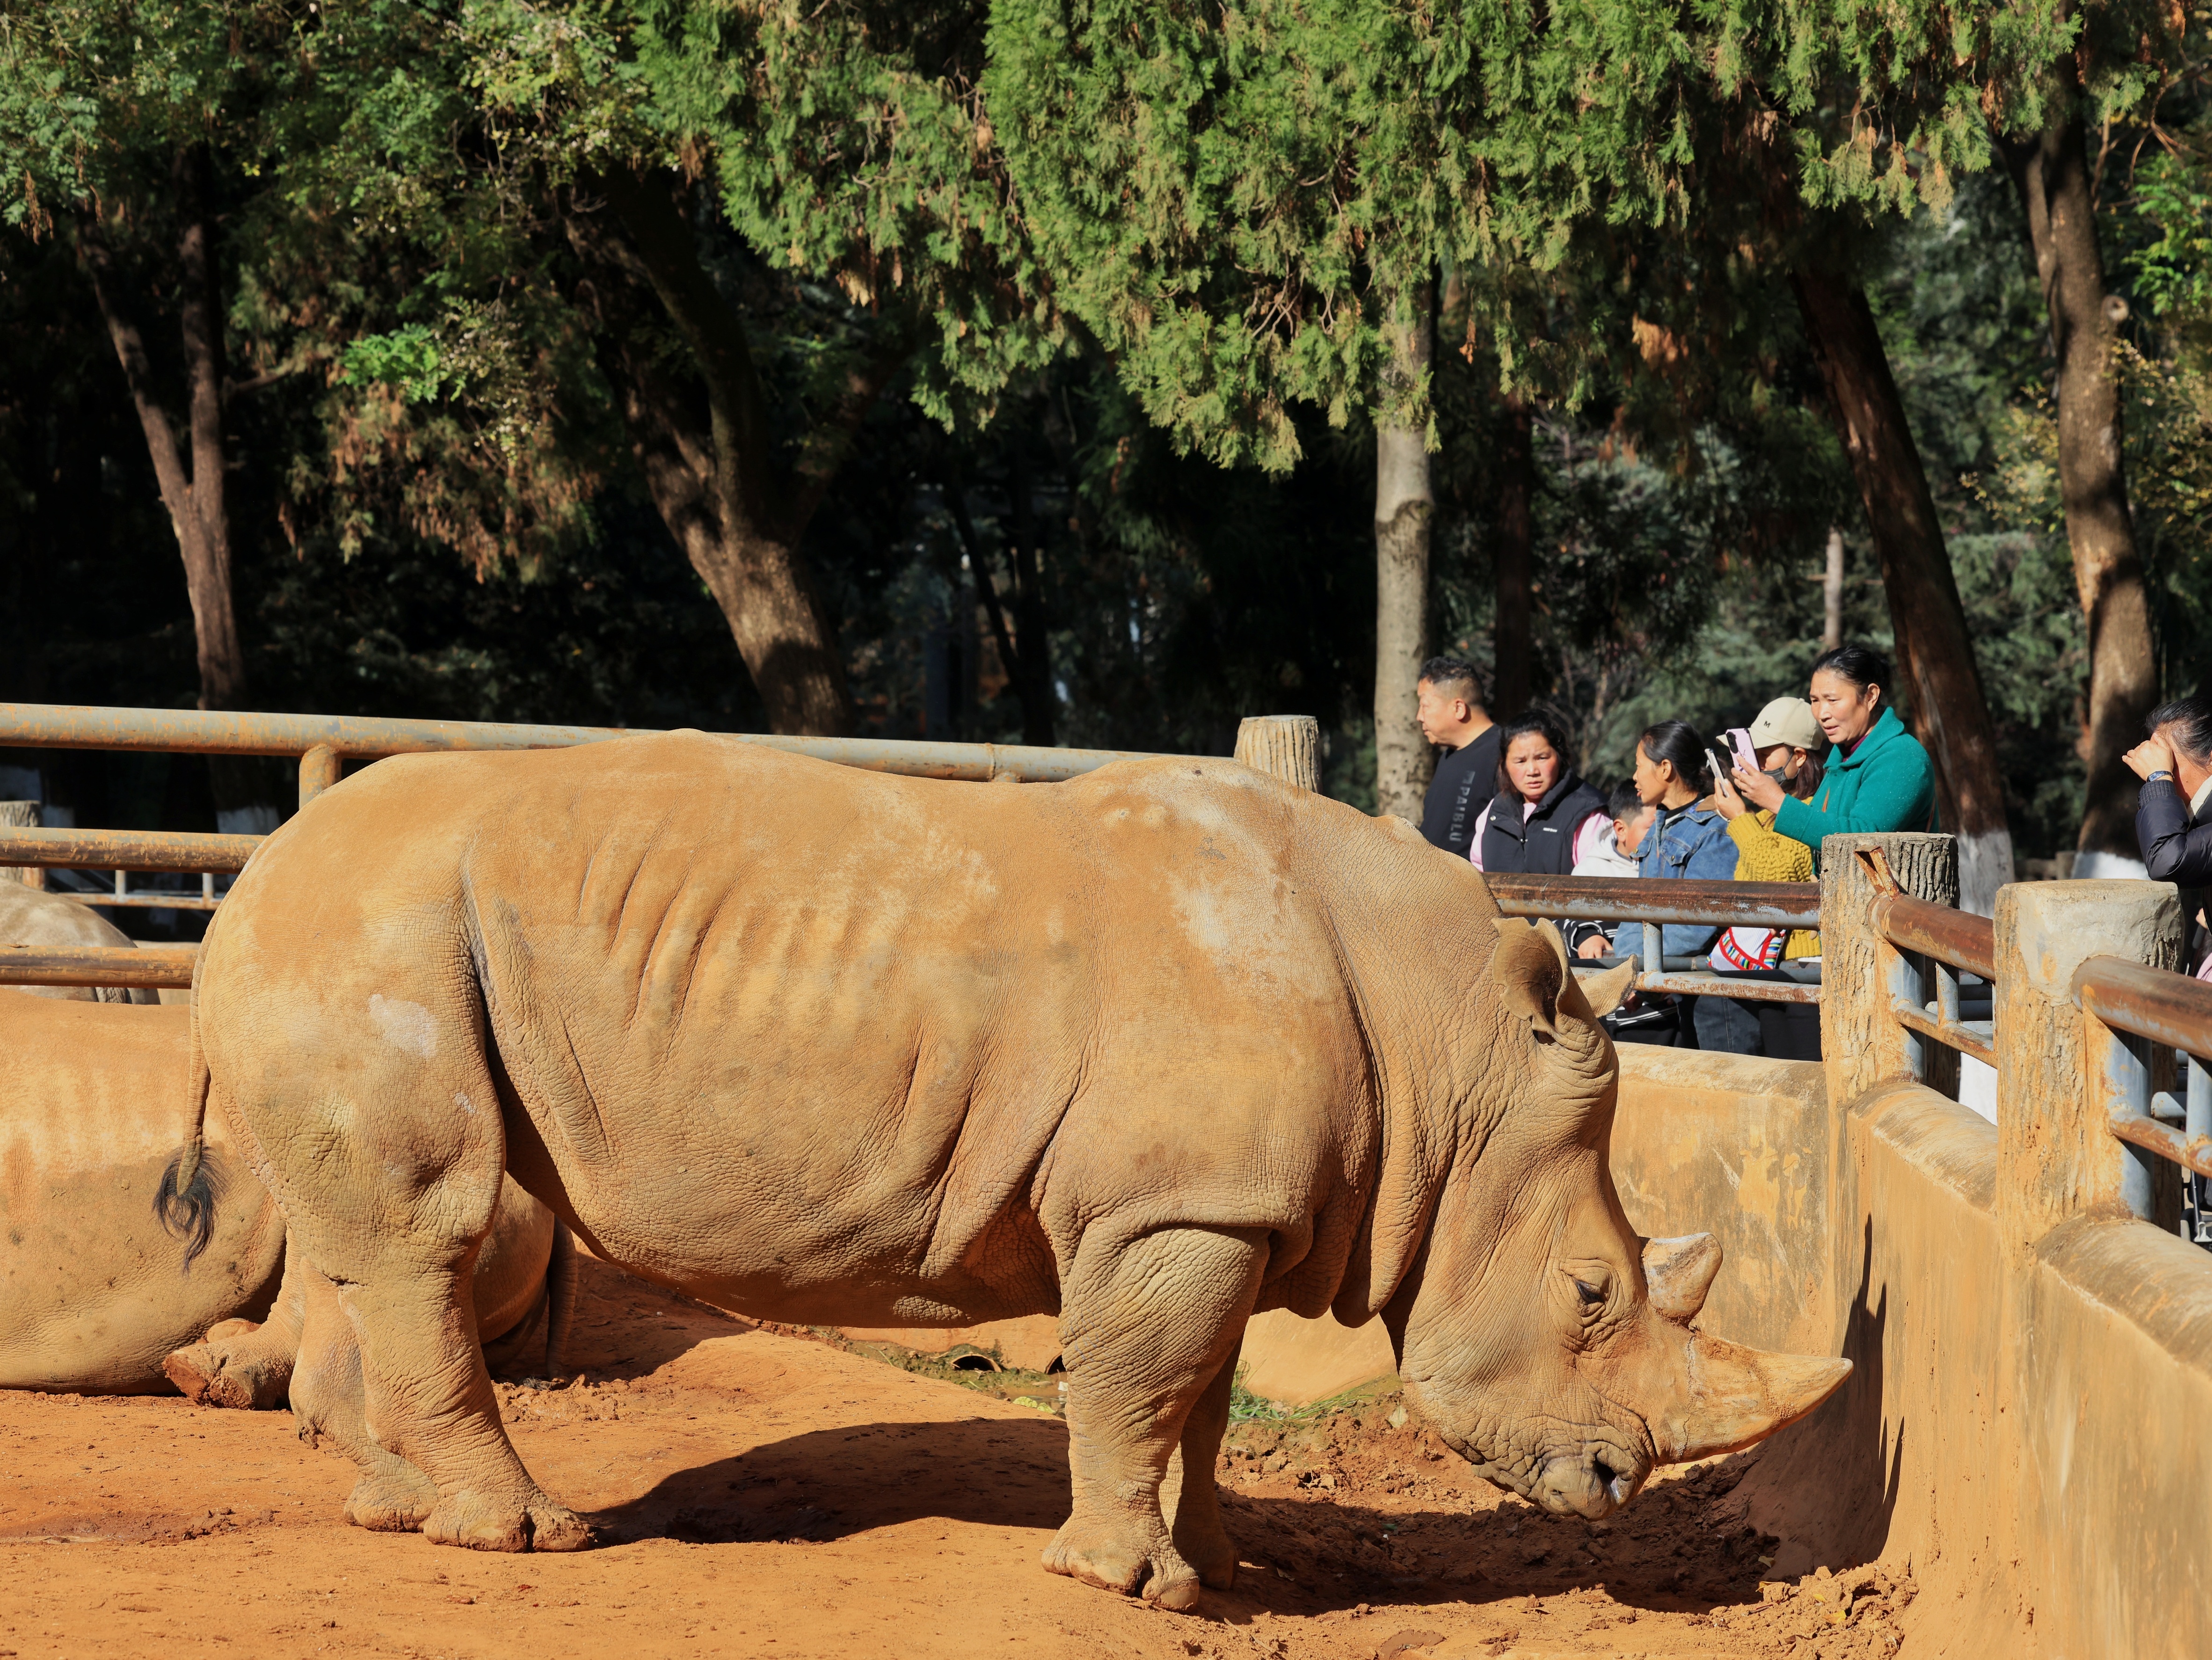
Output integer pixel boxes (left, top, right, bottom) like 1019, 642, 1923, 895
1710, 698, 1825, 1059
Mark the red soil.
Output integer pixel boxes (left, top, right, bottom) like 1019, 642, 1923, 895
0, 1257, 1911, 1659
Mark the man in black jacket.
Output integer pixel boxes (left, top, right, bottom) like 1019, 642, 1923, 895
1417, 656, 1501, 857
2125, 694, 2212, 889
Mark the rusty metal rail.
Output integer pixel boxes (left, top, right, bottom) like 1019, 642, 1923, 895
0, 943, 197, 989
1487, 874, 1819, 930
0, 701, 1155, 783
0, 825, 260, 873
1506, 874, 1823, 1006
1871, 890, 1995, 1064
2070, 956, 2212, 1204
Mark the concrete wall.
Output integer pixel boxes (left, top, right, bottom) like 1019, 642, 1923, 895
1611, 1045, 2212, 1657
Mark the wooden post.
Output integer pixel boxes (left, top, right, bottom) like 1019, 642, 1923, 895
1233, 716, 1320, 792
1819, 832, 1958, 1109
298, 744, 341, 810
1994, 881, 2182, 1251
0, 801, 42, 889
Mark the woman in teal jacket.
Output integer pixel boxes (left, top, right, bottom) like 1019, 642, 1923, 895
1728, 645, 1937, 861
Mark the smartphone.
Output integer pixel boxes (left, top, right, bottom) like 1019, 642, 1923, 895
1724, 727, 1759, 772
1705, 748, 1732, 793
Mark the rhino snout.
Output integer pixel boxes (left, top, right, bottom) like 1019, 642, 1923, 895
1530, 1446, 1645, 1519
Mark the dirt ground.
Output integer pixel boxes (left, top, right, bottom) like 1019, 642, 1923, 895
0, 1257, 1913, 1660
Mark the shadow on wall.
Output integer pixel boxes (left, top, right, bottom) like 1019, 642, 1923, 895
1736, 1217, 1903, 1576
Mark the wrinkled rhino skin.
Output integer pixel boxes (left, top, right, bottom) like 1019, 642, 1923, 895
195, 735, 1849, 1601
0, 997, 570, 1402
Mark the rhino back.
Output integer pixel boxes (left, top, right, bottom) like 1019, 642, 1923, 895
0, 1000, 286, 1392
218, 735, 1393, 1324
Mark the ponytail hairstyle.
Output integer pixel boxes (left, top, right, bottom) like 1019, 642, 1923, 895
1493, 708, 1579, 800
1809, 643, 1890, 708
2148, 694, 2212, 765
1637, 719, 1712, 797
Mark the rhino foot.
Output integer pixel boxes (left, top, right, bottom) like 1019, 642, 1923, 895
1043, 1515, 1203, 1611
1171, 1519, 1238, 1593
162, 1321, 293, 1411
422, 1488, 591, 1554
342, 1459, 439, 1532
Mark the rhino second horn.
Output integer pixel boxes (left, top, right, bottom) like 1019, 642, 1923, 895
1663, 1332, 1853, 1463
1643, 1232, 1723, 1322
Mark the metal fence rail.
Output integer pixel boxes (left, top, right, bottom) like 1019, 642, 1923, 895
2074, 957, 2212, 1186
1873, 891, 1997, 1065
1495, 874, 1823, 1006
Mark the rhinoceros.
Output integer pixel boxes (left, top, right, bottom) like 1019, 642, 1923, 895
184, 735, 1847, 1607
0, 880, 159, 1003
0, 995, 572, 1400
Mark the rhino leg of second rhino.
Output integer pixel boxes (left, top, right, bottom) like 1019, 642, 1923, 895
286, 1258, 439, 1531
163, 1231, 313, 1409
1046, 1224, 1265, 1610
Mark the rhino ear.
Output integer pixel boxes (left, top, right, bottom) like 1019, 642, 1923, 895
1492, 918, 1569, 1037
1656, 1332, 1852, 1463
1643, 1233, 1723, 1322
1576, 959, 1636, 1020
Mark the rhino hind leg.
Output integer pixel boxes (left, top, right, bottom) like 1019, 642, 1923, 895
1045, 1224, 1265, 1612
1162, 1330, 1242, 1592
284, 1258, 439, 1530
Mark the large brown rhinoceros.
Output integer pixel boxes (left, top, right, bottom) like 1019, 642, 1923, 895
185, 735, 1848, 1607
0, 996, 572, 1399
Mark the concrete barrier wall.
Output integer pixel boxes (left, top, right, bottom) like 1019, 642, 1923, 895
1611, 1045, 2212, 1657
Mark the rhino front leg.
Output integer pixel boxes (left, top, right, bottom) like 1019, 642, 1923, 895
1047, 1224, 1265, 1611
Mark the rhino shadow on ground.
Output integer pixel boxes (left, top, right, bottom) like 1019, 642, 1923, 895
584, 1417, 1776, 1621
560, 1253, 755, 1383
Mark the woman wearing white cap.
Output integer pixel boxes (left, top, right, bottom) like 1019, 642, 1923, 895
1709, 696, 1826, 1060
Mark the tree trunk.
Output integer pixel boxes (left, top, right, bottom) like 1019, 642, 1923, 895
2001, 87, 2158, 866
1005, 445, 1056, 748
80, 149, 267, 824
1822, 526, 1846, 650
591, 169, 861, 737
1791, 264, 2015, 913
1493, 392, 1536, 720
1373, 277, 1436, 821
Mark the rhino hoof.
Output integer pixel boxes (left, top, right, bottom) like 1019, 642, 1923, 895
162, 1343, 280, 1411
423, 1491, 591, 1554
1043, 1518, 1204, 1611
344, 1468, 437, 1533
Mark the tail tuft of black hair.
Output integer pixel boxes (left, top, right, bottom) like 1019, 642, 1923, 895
153, 1148, 224, 1272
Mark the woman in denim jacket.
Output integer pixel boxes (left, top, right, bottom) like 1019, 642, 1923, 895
1617, 719, 1739, 1048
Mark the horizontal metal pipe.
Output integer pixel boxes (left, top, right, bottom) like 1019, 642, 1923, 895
1487, 874, 1819, 929
0, 701, 1159, 781
0, 826, 260, 873
1642, 971, 1821, 1005
0, 943, 197, 989
1874, 891, 1996, 982
2110, 1112, 2212, 1181
49, 891, 224, 912
1891, 999, 1997, 1065
2073, 956, 2212, 1057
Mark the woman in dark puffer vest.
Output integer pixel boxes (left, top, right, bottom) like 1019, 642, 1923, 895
1469, 710, 1608, 876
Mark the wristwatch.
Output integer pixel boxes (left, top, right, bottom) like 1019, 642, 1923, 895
2147, 770, 2174, 784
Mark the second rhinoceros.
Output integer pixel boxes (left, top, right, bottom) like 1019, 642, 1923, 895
185, 736, 1846, 1608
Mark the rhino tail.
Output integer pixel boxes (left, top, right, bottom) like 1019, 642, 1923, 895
545, 1223, 579, 1378
154, 994, 220, 1271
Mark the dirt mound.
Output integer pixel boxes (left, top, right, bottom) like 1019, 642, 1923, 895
0, 1256, 1915, 1658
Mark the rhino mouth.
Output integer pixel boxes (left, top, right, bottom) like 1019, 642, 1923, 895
1531, 1446, 1646, 1518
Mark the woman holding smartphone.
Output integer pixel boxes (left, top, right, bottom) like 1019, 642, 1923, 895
1711, 698, 1826, 1060
1615, 719, 1738, 1048
1727, 644, 1936, 859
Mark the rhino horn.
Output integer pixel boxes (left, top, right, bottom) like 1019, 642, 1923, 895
1642, 1232, 1724, 1322
1657, 1331, 1853, 1463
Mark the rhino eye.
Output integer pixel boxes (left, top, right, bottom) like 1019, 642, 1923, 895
1572, 1279, 1606, 1308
